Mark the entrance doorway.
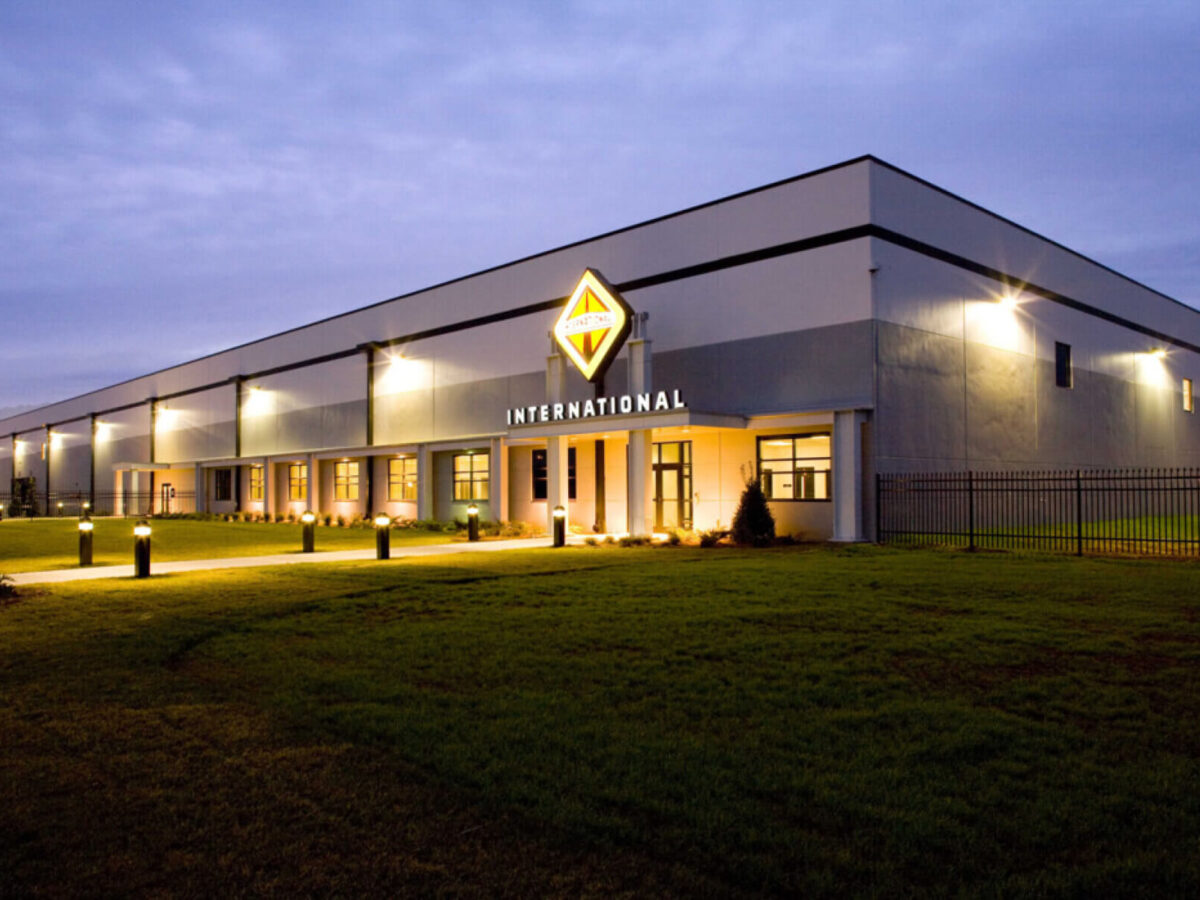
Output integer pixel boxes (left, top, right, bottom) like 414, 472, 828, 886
653, 440, 692, 530
160, 482, 174, 514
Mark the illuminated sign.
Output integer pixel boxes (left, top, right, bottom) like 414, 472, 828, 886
507, 389, 686, 426
553, 269, 633, 383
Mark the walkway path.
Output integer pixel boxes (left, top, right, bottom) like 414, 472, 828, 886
8, 536, 565, 586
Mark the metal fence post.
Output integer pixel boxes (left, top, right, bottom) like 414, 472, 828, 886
1075, 470, 1084, 557
875, 473, 882, 543
968, 471, 976, 551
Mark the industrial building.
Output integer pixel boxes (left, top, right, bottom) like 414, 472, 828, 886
2, 156, 1198, 540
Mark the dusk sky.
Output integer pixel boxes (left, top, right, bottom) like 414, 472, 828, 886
3, 1, 1198, 416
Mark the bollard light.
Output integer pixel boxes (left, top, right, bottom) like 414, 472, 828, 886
467, 502, 480, 542
133, 520, 152, 578
553, 504, 566, 548
300, 510, 316, 553
78, 514, 94, 566
374, 513, 392, 559
0, 502, 5, 521
57, 502, 64, 517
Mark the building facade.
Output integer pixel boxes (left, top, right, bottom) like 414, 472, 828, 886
2, 156, 1198, 539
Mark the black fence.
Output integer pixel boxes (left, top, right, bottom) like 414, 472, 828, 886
0, 491, 197, 518
878, 469, 1200, 557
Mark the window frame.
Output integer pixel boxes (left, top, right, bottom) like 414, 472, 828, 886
388, 456, 418, 501
756, 433, 832, 502
249, 465, 264, 501
453, 452, 489, 502
531, 447, 577, 500
1184, 378, 1195, 414
288, 463, 308, 502
333, 460, 360, 502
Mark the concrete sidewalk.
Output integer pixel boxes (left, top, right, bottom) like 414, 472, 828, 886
8, 536, 560, 586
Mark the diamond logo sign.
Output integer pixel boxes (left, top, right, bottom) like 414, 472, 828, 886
553, 269, 634, 383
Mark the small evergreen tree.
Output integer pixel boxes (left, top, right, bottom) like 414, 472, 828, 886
731, 470, 775, 546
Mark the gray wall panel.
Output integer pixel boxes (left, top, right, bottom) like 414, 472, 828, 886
877, 321, 1196, 472
373, 389, 434, 447
964, 343, 1036, 465
242, 401, 366, 457
50, 443, 91, 495
433, 379, 509, 440
1080, 372, 1139, 468
156, 421, 236, 464
875, 323, 966, 468
655, 321, 875, 415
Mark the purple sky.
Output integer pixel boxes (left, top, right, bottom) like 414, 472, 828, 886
3, 1, 1198, 416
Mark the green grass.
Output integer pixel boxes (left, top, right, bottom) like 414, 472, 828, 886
890, 514, 1200, 556
0, 518, 452, 572
2, 545, 1199, 896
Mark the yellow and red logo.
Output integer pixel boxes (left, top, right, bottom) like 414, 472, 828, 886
553, 269, 633, 383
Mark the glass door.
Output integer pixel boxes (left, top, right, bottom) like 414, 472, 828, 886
653, 441, 692, 530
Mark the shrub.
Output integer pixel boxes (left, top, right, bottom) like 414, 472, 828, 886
0, 573, 16, 601
336, 515, 346, 528
731, 472, 775, 547
500, 520, 541, 538
323, 513, 333, 527
618, 535, 650, 547
699, 528, 727, 548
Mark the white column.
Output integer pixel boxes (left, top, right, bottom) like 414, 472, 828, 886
129, 469, 144, 516
490, 437, 508, 522
546, 434, 569, 533
261, 457, 273, 514
546, 345, 565, 404
831, 409, 867, 542
114, 469, 125, 517
306, 453, 317, 513
626, 314, 654, 536
417, 445, 434, 520
626, 430, 653, 536
194, 463, 206, 514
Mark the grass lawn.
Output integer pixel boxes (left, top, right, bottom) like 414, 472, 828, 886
2, 545, 1199, 896
0, 518, 452, 572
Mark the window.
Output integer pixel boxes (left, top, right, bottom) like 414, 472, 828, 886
288, 463, 307, 501
757, 434, 831, 501
1055, 342, 1073, 388
388, 456, 418, 501
1184, 378, 1195, 413
334, 461, 360, 501
249, 465, 264, 501
213, 468, 233, 502
453, 452, 489, 501
531, 447, 576, 500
